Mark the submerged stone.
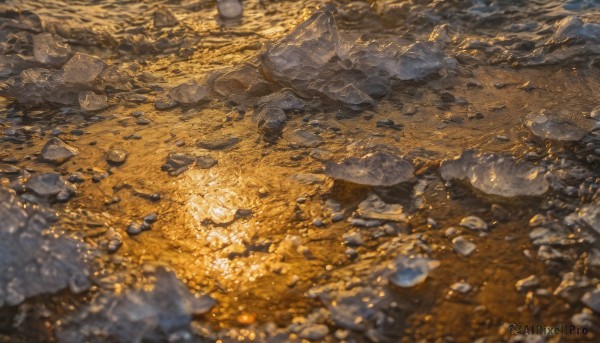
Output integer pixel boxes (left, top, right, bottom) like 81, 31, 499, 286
324, 152, 414, 186
440, 150, 549, 197
56, 267, 215, 343
106, 149, 128, 165
40, 137, 79, 164
196, 136, 240, 150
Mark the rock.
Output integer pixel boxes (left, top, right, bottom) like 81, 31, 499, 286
288, 129, 323, 148
257, 90, 305, 111
106, 149, 128, 165
450, 282, 472, 294
169, 80, 208, 104
0, 186, 90, 307
25, 173, 75, 200
165, 152, 195, 170
62, 53, 106, 84
299, 324, 329, 341
452, 236, 476, 256
324, 152, 414, 186
255, 107, 287, 142
32, 33, 71, 67
126, 221, 143, 235
153, 6, 178, 28
0, 163, 21, 174
356, 194, 407, 221
196, 155, 217, 169
515, 275, 540, 292
196, 136, 240, 150
56, 268, 215, 343
78, 91, 108, 111
578, 204, 600, 235
389, 255, 438, 288
459, 216, 487, 231
581, 289, 600, 313
40, 137, 78, 164
526, 111, 587, 141
343, 231, 364, 246
217, 0, 243, 19
440, 150, 549, 197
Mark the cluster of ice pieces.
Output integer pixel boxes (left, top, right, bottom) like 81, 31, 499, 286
440, 150, 549, 197
2, 33, 131, 109
324, 152, 415, 186
56, 267, 216, 343
0, 186, 90, 307
259, 11, 450, 108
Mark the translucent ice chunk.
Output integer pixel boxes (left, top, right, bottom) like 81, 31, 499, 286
0, 186, 90, 307
525, 112, 588, 141
32, 33, 71, 67
56, 267, 215, 343
440, 150, 549, 197
324, 152, 414, 186
389, 255, 439, 288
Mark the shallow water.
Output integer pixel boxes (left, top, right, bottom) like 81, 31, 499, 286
1, 0, 600, 342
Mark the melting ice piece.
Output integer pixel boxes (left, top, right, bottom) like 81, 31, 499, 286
389, 255, 439, 288
578, 203, 600, 235
324, 152, 414, 186
56, 267, 216, 343
261, 11, 340, 88
169, 80, 208, 104
62, 53, 106, 84
217, 0, 243, 19
78, 91, 108, 111
452, 236, 476, 256
440, 150, 549, 197
525, 112, 588, 141
357, 194, 407, 221
0, 186, 90, 307
32, 33, 71, 67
